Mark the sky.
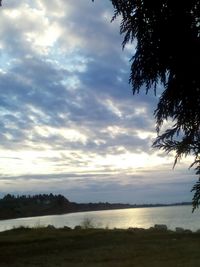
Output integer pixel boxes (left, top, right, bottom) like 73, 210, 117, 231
0, 0, 196, 204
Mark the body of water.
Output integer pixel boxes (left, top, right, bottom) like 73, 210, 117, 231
0, 205, 199, 232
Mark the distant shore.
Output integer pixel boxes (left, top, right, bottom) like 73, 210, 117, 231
0, 193, 192, 221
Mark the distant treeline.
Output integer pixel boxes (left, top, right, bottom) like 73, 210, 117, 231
0, 194, 73, 220
0, 194, 133, 220
0, 194, 192, 220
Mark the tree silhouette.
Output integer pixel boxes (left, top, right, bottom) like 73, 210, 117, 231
104, 0, 200, 209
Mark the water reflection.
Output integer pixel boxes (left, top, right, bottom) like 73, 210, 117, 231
0, 205, 199, 232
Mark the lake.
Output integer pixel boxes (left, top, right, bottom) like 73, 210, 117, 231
0, 205, 200, 232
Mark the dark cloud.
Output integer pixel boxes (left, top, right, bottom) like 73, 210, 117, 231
0, 166, 195, 203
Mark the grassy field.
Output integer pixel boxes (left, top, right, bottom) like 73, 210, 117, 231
0, 227, 200, 267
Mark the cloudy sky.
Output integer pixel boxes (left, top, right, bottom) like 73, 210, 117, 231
0, 0, 195, 204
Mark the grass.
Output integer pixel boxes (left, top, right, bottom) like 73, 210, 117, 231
0, 227, 200, 266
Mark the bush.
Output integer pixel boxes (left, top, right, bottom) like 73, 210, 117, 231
80, 217, 94, 229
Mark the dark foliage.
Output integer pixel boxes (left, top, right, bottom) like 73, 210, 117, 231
106, 0, 200, 209
0, 194, 137, 220
0, 194, 73, 220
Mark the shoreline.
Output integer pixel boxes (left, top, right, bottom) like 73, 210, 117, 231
0, 223, 199, 234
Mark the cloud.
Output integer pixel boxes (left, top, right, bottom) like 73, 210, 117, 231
0, 165, 195, 203
0, 0, 195, 203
